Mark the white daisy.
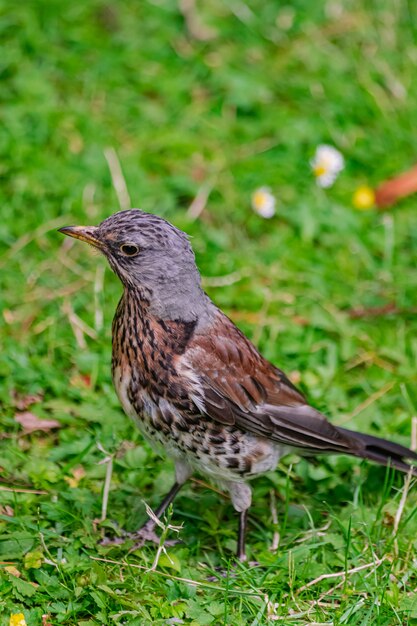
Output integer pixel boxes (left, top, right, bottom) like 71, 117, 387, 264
251, 187, 276, 218
311, 144, 344, 188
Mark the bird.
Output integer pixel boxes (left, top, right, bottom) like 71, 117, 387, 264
59, 209, 417, 561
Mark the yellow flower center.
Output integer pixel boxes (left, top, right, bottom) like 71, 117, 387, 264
313, 164, 327, 177
253, 190, 267, 208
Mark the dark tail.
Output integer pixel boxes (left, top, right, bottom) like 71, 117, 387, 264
339, 427, 417, 476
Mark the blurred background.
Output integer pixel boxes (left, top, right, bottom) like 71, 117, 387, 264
1, 1, 417, 623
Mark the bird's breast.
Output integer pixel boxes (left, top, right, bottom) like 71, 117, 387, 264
112, 362, 284, 481
112, 362, 177, 453
111, 299, 285, 480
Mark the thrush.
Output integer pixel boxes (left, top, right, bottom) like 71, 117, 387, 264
59, 209, 417, 561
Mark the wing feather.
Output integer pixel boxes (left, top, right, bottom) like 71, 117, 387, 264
184, 313, 356, 453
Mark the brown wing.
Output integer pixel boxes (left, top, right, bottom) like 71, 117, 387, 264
184, 312, 356, 453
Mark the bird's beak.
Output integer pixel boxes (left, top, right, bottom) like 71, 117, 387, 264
58, 225, 103, 249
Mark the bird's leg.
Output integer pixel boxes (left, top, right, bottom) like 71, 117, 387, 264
128, 459, 192, 547
228, 482, 252, 561
237, 509, 248, 562
101, 460, 192, 548
130, 480, 184, 545
206, 483, 252, 580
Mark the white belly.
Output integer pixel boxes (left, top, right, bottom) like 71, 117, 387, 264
112, 366, 285, 481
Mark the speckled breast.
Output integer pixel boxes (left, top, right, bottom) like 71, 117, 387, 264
111, 294, 283, 481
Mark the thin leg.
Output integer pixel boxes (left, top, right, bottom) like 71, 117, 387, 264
140, 481, 184, 531
140, 455, 193, 532
226, 481, 251, 562
100, 480, 186, 547
237, 509, 248, 562
126, 480, 185, 548
206, 509, 251, 580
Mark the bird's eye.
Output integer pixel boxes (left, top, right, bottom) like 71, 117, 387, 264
120, 244, 139, 256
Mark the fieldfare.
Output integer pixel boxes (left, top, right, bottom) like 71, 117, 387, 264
59, 210, 417, 561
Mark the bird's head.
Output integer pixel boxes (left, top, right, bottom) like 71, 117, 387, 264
59, 209, 207, 321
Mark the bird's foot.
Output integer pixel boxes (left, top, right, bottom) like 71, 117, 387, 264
100, 523, 181, 550
128, 526, 182, 551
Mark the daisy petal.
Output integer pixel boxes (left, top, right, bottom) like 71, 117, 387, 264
311, 144, 344, 188
251, 187, 276, 218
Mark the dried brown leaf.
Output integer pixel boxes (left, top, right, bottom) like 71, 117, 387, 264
375, 164, 417, 208
0, 505, 14, 516
5, 565, 21, 578
12, 391, 43, 411
15, 412, 61, 434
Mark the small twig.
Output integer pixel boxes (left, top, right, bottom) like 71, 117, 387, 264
62, 299, 98, 349
39, 532, 62, 568
90, 555, 260, 596
348, 303, 398, 319
146, 503, 182, 572
101, 457, 113, 523
228, 0, 255, 25
344, 350, 396, 373
190, 477, 228, 498
266, 608, 312, 621
297, 557, 385, 593
265, 593, 333, 622
337, 382, 395, 424
187, 182, 213, 220
58, 246, 97, 279
32, 317, 55, 335
24, 279, 88, 303
269, 490, 280, 552
104, 147, 131, 210
382, 214, 394, 270
94, 264, 105, 332
202, 269, 248, 288
295, 520, 331, 544
0, 486, 48, 495
392, 417, 417, 553
347, 302, 417, 319
97, 443, 114, 523
252, 288, 273, 345
83, 182, 98, 219
178, 0, 216, 41
235, 137, 281, 161
317, 578, 347, 604
144, 502, 183, 540
0, 216, 69, 269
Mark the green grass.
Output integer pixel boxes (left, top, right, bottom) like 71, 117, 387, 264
1, 0, 417, 623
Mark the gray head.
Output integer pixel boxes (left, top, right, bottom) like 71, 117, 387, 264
59, 209, 210, 321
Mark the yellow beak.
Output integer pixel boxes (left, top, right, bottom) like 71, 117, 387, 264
58, 225, 103, 249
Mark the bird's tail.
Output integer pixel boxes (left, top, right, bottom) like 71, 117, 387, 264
339, 427, 417, 476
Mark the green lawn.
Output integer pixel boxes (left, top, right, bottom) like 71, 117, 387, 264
1, 0, 417, 623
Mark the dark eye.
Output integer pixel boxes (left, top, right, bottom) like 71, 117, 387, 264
120, 244, 139, 256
